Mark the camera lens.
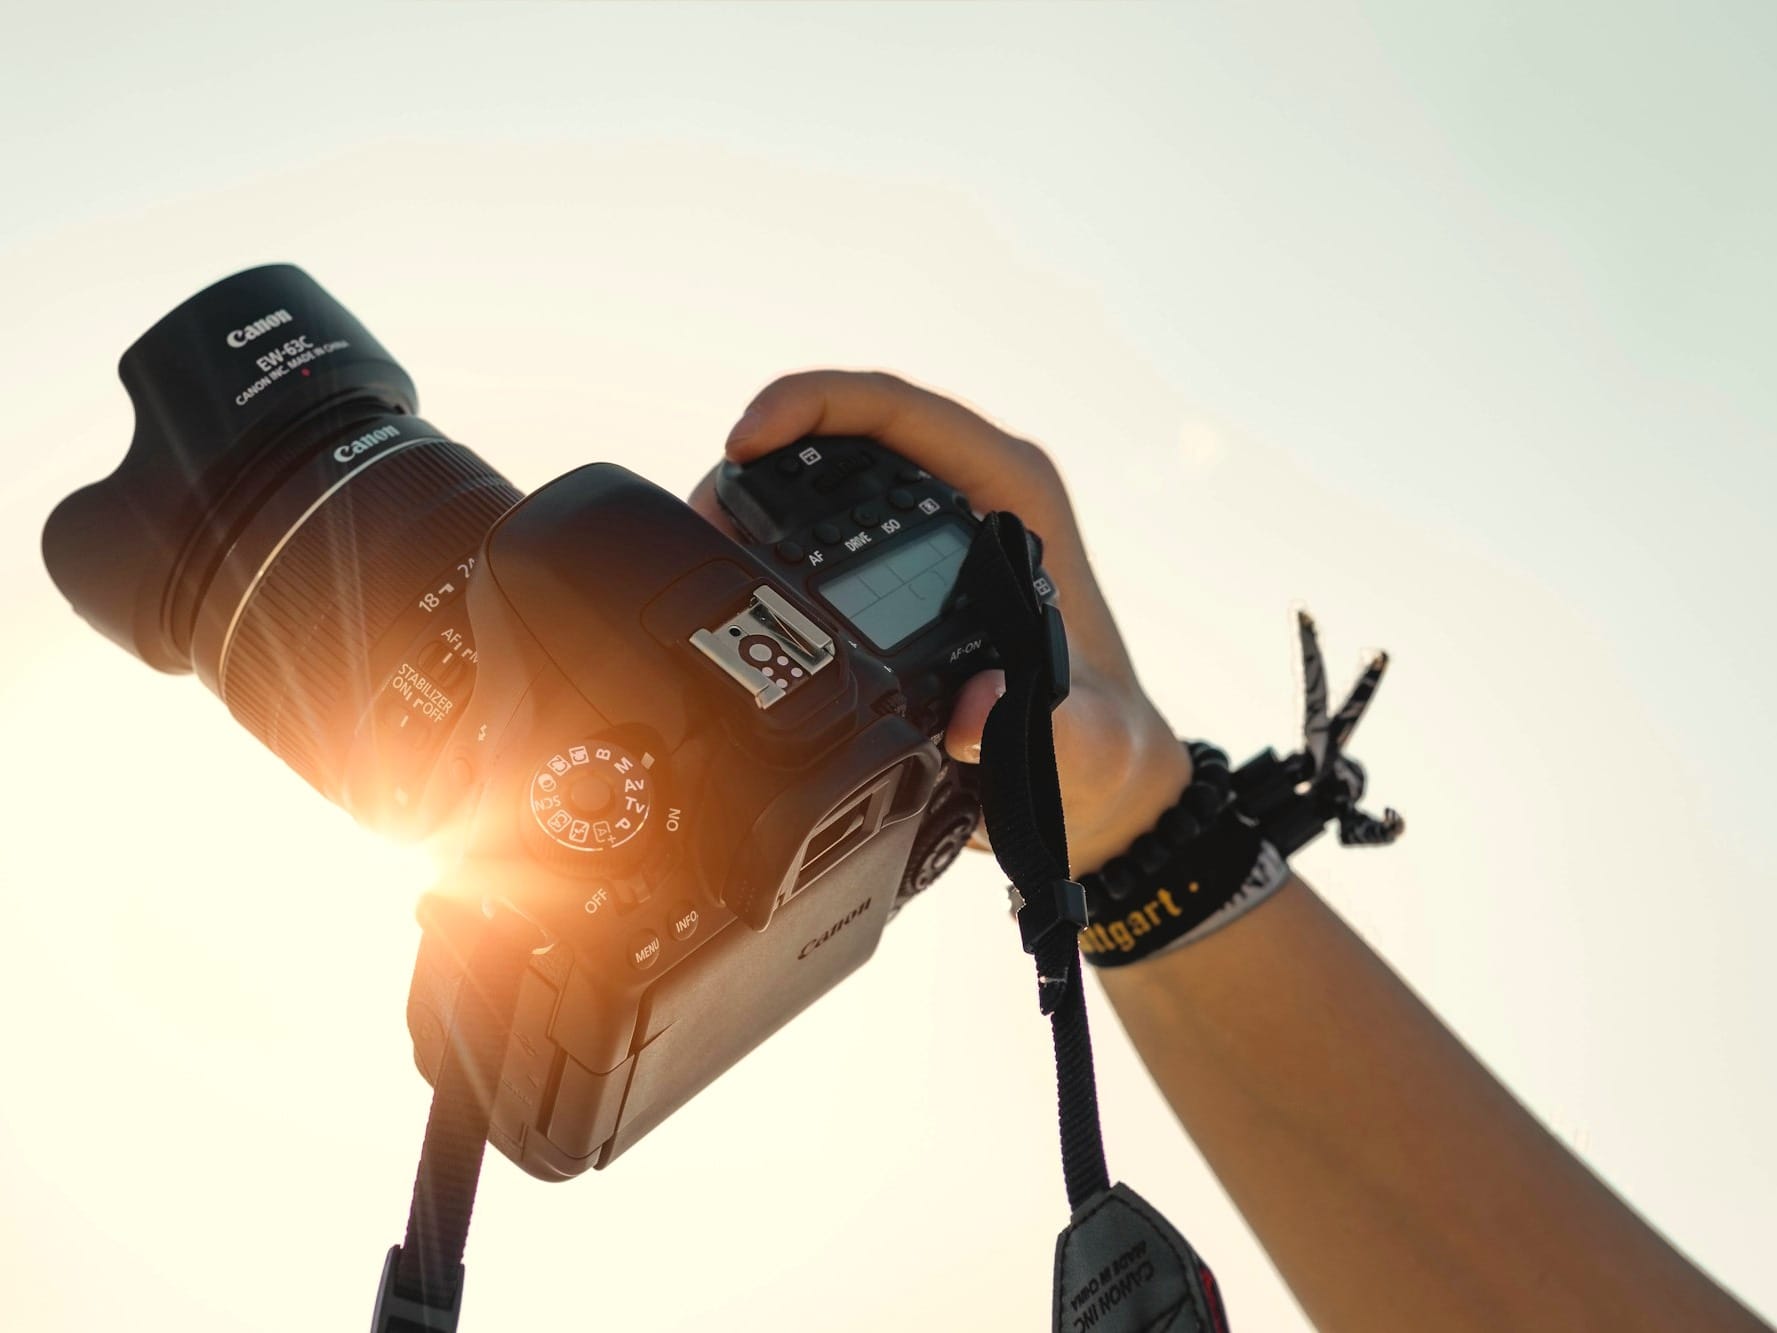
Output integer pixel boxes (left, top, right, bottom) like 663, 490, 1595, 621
43, 265, 521, 820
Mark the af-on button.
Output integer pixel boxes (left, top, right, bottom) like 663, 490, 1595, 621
629, 929, 663, 971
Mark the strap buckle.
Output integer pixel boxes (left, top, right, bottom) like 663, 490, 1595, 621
1013, 875, 1088, 955
1042, 602, 1071, 708
372, 1245, 463, 1333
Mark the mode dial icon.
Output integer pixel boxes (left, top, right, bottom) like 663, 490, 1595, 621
530, 740, 655, 853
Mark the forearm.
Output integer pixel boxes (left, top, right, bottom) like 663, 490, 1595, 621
1097, 878, 1765, 1332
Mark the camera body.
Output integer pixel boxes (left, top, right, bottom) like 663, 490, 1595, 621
398, 443, 1046, 1179
41, 264, 1051, 1181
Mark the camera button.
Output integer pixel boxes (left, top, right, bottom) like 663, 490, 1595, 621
569, 775, 615, 815
773, 540, 804, 564
670, 904, 700, 943
813, 520, 843, 545
629, 930, 663, 971
887, 487, 916, 510
851, 503, 882, 526
445, 754, 476, 790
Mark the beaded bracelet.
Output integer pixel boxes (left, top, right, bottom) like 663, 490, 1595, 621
1077, 741, 1290, 967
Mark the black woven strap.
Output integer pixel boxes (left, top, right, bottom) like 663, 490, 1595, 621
373, 913, 532, 1332
955, 512, 1109, 1210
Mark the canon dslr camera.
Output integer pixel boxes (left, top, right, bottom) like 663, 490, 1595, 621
43, 265, 1051, 1177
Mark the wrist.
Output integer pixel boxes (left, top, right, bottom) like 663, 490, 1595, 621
1068, 708, 1195, 877
1076, 739, 1292, 968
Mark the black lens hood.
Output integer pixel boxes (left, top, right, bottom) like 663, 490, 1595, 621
42, 264, 417, 671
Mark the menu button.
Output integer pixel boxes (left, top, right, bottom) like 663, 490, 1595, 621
629, 930, 663, 971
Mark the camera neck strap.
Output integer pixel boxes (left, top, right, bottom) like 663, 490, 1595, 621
956, 513, 1231, 1333
373, 909, 534, 1332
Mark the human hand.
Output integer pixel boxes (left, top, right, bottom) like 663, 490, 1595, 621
688, 370, 1192, 876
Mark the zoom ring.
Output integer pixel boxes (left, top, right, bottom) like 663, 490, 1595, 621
220, 438, 520, 798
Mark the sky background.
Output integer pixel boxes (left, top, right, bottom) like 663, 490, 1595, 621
1, 2, 1773, 1329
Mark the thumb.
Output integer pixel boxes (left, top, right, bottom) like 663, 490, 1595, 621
942, 669, 1008, 764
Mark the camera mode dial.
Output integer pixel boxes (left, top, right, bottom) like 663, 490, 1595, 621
529, 739, 656, 855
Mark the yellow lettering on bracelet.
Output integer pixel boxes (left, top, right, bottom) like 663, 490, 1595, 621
1079, 887, 1190, 955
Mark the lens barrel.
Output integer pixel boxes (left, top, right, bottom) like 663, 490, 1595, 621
197, 418, 519, 799
43, 265, 521, 812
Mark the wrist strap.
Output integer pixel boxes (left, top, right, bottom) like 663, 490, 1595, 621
957, 513, 1230, 1332
954, 510, 1108, 1202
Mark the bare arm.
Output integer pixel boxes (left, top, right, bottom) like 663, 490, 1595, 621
1101, 865, 1766, 1332
706, 370, 1767, 1332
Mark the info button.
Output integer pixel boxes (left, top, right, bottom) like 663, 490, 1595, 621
629, 929, 663, 971
670, 903, 700, 943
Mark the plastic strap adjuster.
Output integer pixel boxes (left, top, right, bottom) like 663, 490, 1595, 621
372, 1245, 463, 1333
1016, 876, 1088, 955
1042, 603, 1071, 708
